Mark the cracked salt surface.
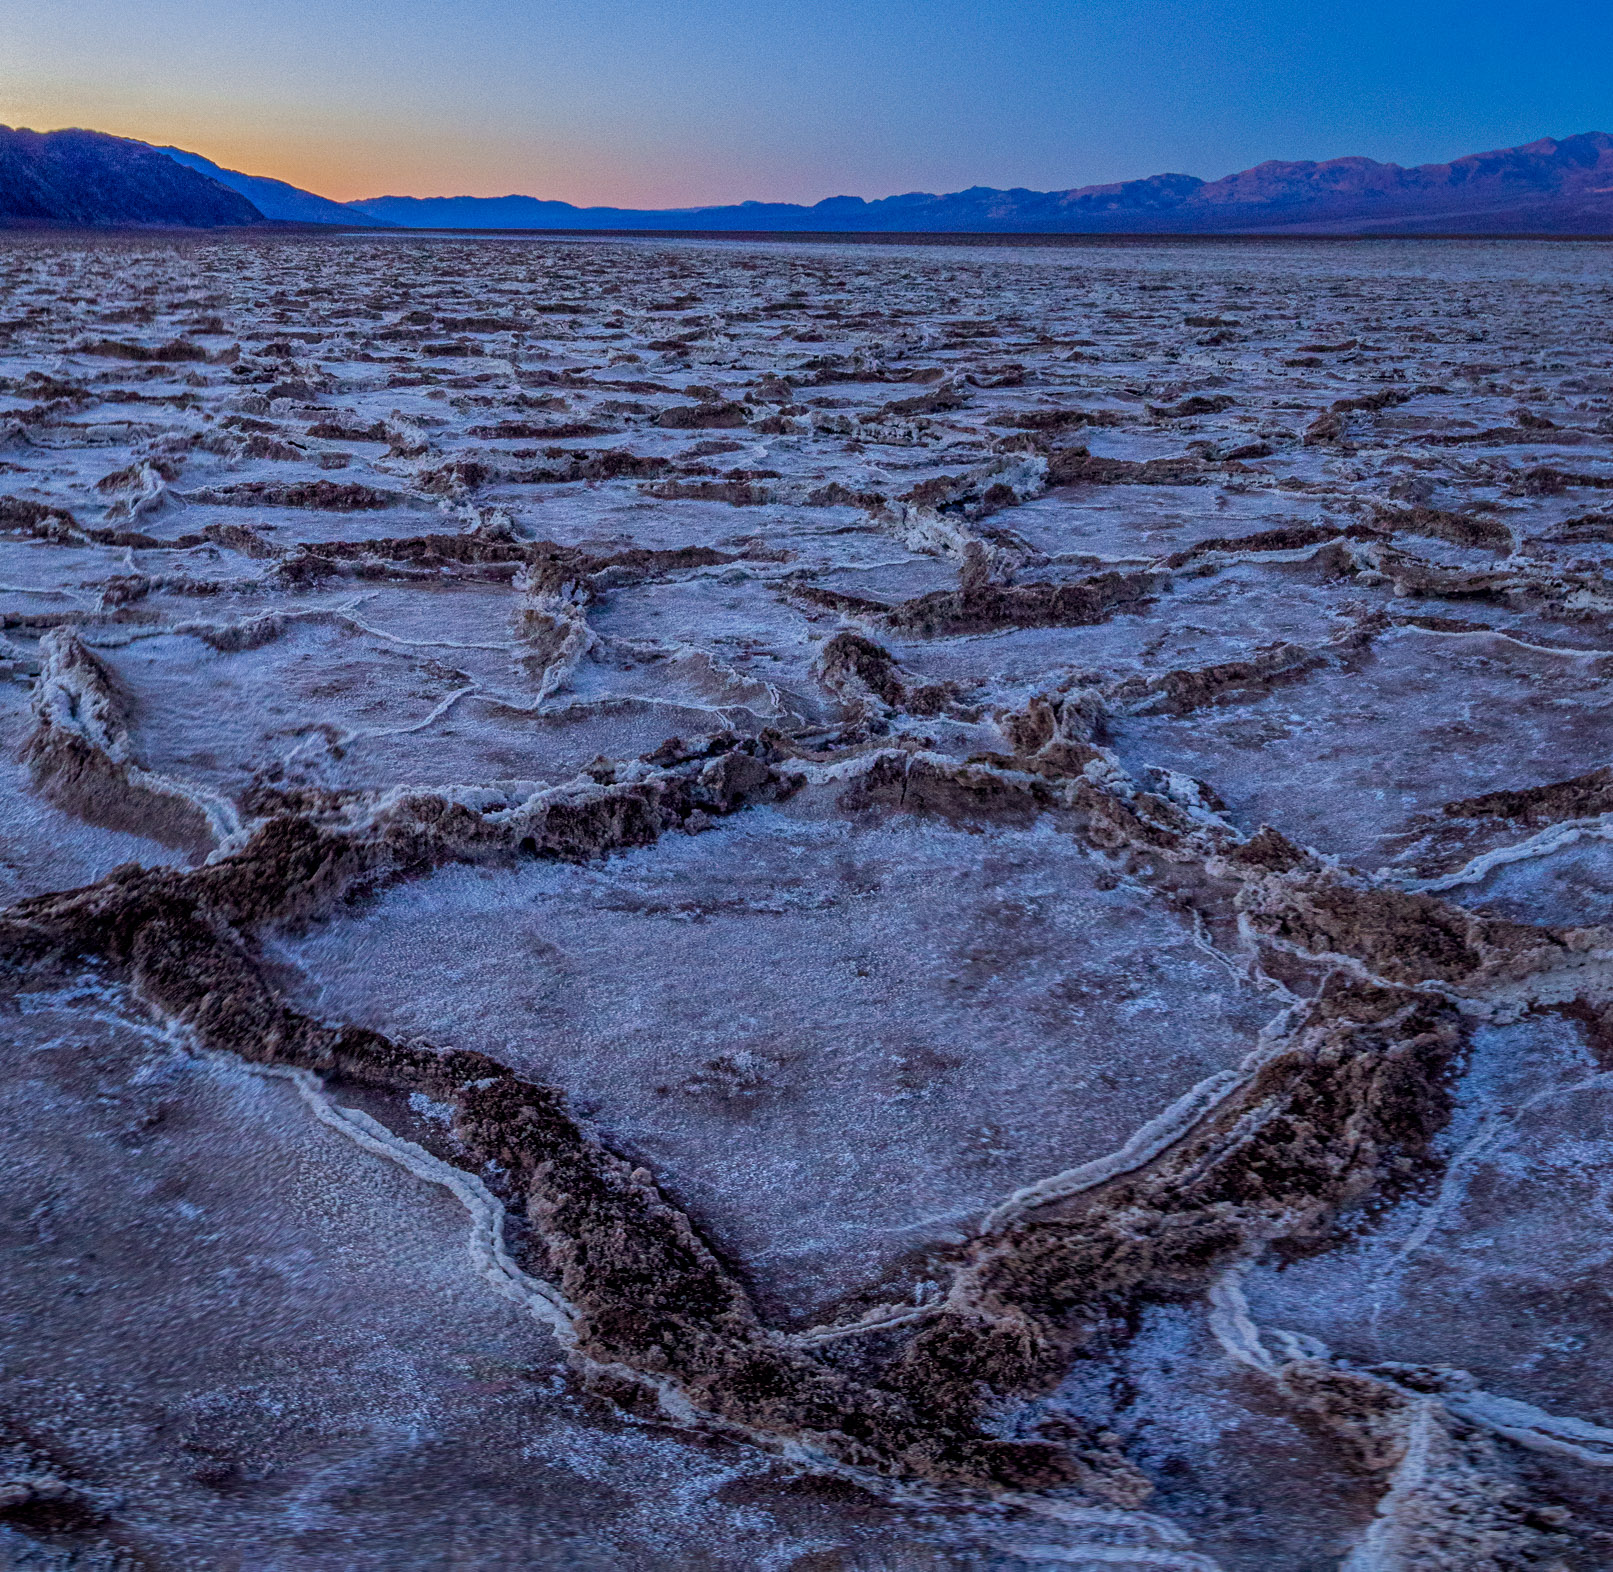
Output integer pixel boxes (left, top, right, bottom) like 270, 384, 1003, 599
1113, 623, 1613, 868
1, 992, 942, 1570
1452, 835, 1613, 926
274, 805, 1275, 1322
4, 230, 1613, 1566
1243, 1013, 1613, 1426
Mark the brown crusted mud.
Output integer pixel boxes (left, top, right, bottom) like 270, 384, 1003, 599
886, 567, 1157, 635
0, 716, 1533, 1510
187, 479, 401, 510
837, 750, 1054, 825
655, 400, 750, 429
0, 495, 81, 540
525, 541, 740, 592
986, 685, 1107, 776
1543, 510, 1613, 543
1044, 450, 1211, 486
293, 531, 530, 566
1109, 642, 1324, 714
1376, 505, 1514, 551
1163, 521, 1360, 566
1269, 1362, 1580, 1566
641, 478, 774, 505
1236, 869, 1593, 991
814, 630, 957, 717
0, 756, 1112, 1498
986, 406, 1123, 433
1149, 394, 1236, 418
1510, 466, 1613, 497
1443, 766, 1613, 825
273, 534, 740, 587
78, 337, 209, 363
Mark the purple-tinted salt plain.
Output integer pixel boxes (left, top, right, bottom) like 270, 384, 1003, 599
3, 231, 1613, 1568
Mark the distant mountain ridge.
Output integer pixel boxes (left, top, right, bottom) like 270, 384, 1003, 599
157, 147, 394, 227
3, 125, 1612, 234
0, 126, 263, 228
0, 128, 394, 230
353, 131, 1613, 234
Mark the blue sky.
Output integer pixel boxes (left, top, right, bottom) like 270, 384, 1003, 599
5, 0, 1611, 205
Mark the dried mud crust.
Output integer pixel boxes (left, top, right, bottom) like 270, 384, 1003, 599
2, 232, 1613, 1567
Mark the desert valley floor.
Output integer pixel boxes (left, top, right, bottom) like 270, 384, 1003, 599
2, 231, 1613, 1569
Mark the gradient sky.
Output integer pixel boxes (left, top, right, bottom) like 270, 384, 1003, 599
5, 0, 1612, 208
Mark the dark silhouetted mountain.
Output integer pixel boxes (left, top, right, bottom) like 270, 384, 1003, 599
350, 132, 1613, 234
0, 126, 263, 228
157, 147, 395, 226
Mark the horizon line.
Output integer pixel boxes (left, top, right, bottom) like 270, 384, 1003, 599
9, 120, 1613, 214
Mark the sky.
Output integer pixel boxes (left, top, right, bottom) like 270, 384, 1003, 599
4, 0, 1612, 208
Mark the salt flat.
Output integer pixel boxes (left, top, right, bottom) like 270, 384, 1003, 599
2, 231, 1612, 1568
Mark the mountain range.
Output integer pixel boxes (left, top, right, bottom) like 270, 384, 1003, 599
0, 126, 262, 228
3, 123, 1612, 235
156, 145, 394, 227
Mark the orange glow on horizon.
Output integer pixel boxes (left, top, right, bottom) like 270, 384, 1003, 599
2, 96, 811, 210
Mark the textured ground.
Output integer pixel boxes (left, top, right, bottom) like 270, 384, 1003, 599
2, 231, 1613, 1569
